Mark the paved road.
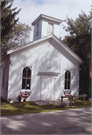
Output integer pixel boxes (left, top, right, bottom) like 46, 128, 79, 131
1, 107, 92, 134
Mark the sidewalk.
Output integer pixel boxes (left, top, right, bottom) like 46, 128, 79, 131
34, 98, 70, 106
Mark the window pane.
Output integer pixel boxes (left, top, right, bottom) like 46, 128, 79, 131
27, 79, 30, 89
67, 71, 70, 79
23, 68, 26, 77
22, 67, 31, 89
22, 79, 26, 89
68, 81, 70, 89
65, 71, 71, 89
65, 72, 67, 79
65, 81, 70, 89
65, 71, 70, 79
27, 68, 31, 78
65, 80, 67, 89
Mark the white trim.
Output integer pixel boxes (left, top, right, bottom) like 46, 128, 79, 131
32, 14, 62, 25
7, 34, 52, 55
21, 67, 32, 90
64, 71, 71, 90
23, 65, 32, 68
52, 35, 83, 64
7, 34, 83, 64
39, 71, 60, 76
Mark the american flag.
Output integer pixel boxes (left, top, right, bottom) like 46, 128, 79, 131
90, 69, 92, 77
20, 91, 32, 98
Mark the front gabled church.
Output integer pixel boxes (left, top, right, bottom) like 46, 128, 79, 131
0, 14, 83, 102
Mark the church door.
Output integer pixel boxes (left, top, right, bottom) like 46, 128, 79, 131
41, 76, 54, 100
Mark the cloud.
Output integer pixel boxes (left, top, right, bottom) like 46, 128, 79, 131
12, 0, 91, 40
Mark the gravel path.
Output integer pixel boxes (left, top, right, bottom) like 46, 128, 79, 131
1, 106, 92, 134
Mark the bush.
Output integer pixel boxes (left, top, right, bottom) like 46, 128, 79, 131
1, 96, 7, 102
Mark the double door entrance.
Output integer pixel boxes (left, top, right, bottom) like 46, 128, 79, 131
40, 76, 58, 100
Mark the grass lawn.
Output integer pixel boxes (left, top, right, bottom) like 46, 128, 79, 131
1, 100, 91, 116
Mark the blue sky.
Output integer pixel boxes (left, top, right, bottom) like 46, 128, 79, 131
13, 0, 91, 40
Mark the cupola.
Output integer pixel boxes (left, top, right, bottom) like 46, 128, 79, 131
31, 14, 62, 41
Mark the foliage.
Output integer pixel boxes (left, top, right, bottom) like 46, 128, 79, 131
8, 22, 31, 49
0, 96, 7, 102
1, 0, 31, 55
1, 0, 21, 54
62, 11, 91, 97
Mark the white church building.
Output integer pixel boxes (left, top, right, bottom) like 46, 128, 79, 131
0, 14, 83, 102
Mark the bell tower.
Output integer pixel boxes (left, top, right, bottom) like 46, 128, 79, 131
32, 14, 62, 41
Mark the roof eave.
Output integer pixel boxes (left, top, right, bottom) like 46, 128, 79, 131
7, 34, 83, 64
7, 34, 53, 55
52, 35, 83, 64
32, 14, 62, 25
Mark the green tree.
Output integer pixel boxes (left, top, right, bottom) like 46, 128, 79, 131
1, 0, 21, 54
7, 22, 31, 49
62, 11, 91, 98
1, 0, 31, 55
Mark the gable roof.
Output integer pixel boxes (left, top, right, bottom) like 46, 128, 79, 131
52, 35, 83, 64
32, 14, 63, 25
7, 34, 83, 64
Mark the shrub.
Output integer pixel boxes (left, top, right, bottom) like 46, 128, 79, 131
1, 96, 7, 102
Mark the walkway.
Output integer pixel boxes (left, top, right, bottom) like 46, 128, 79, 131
34, 99, 70, 105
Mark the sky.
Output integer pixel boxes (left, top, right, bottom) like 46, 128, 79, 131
12, 0, 91, 40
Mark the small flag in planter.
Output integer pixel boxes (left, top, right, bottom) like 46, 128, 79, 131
20, 90, 32, 98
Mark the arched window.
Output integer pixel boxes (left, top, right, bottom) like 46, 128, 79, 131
65, 71, 71, 89
22, 67, 31, 89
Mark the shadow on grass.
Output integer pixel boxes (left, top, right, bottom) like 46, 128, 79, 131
1, 100, 91, 116
1, 102, 61, 116
72, 99, 91, 107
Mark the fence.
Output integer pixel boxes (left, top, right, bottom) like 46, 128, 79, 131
61, 94, 87, 108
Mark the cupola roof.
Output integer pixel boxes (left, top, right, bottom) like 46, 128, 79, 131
32, 14, 62, 25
